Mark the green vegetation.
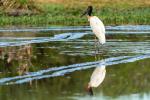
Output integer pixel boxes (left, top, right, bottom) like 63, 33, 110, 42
0, 0, 150, 26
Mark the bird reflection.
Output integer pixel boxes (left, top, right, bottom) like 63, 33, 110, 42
86, 63, 106, 96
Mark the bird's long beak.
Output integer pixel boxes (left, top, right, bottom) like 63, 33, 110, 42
86, 85, 93, 96
80, 10, 87, 17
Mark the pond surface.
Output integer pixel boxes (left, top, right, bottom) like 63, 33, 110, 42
0, 25, 150, 100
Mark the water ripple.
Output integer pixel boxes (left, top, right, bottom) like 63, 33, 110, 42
0, 25, 149, 32
0, 54, 150, 85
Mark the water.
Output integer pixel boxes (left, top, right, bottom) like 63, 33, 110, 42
0, 25, 150, 100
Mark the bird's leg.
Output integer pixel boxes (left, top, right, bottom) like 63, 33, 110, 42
94, 36, 98, 61
96, 40, 105, 60
96, 42, 99, 60
98, 43, 105, 60
96, 39, 102, 60
97, 42, 101, 60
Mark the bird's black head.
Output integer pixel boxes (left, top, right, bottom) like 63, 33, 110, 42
81, 6, 93, 17
86, 6, 93, 16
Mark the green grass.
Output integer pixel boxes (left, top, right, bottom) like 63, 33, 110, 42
0, 2, 149, 27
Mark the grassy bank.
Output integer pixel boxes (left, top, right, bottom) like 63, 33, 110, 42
0, 0, 150, 27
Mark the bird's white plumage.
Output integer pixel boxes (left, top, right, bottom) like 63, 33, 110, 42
89, 64, 106, 87
89, 16, 106, 44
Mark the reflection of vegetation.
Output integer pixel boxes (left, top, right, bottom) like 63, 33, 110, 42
0, 44, 33, 75
0, 58, 150, 100
0, 0, 149, 26
33, 43, 91, 68
0, 42, 93, 76
0, 39, 150, 99
17, 45, 32, 75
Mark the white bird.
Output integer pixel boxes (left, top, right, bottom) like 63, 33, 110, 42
81, 6, 106, 44
87, 64, 106, 95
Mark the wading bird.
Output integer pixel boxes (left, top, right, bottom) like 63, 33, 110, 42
86, 64, 106, 96
81, 6, 106, 45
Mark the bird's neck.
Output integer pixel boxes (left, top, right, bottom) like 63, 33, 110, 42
87, 15, 93, 21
